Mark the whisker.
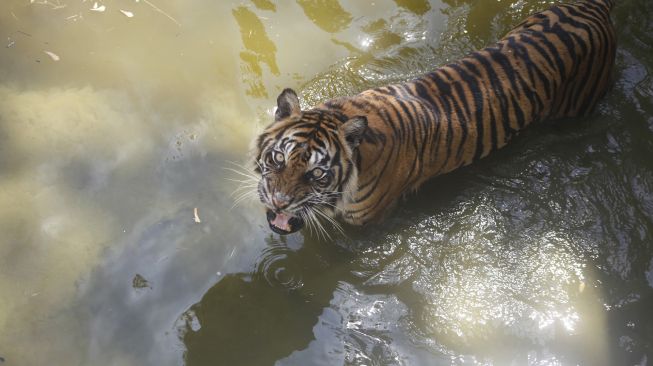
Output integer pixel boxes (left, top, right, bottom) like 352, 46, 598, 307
313, 210, 331, 240
307, 198, 344, 213
305, 208, 329, 240
223, 167, 259, 181
230, 190, 258, 210
230, 185, 258, 196
225, 160, 254, 169
225, 177, 258, 185
313, 206, 345, 238
222, 161, 264, 210
299, 210, 317, 238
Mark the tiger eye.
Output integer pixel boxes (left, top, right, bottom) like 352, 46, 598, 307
311, 168, 324, 178
273, 151, 284, 164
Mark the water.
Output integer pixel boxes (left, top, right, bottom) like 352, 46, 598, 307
1, 0, 652, 365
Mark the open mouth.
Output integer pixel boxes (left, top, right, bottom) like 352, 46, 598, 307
266, 209, 305, 235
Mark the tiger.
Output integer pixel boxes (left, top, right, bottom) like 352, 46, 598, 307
252, 0, 616, 235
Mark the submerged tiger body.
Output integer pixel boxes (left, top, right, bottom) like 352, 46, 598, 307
253, 0, 616, 234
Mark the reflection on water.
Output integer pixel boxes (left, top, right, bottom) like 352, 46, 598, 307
1, 0, 653, 365
296, 0, 352, 33
439, 0, 558, 50
182, 235, 349, 366
393, 0, 431, 15
234, 5, 280, 98
301, 3, 445, 106
252, 0, 277, 12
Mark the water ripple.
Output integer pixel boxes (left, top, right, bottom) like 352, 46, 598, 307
254, 241, 304, 291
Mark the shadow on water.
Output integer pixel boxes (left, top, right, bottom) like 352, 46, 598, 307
181, 234, 356, 366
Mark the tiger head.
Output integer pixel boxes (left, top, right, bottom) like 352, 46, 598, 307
253, 89, 367, 235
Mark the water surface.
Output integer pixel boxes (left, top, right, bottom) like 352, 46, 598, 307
1, 0, 652, 365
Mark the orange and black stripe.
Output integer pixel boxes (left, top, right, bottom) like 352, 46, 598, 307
255, 0, 616, 227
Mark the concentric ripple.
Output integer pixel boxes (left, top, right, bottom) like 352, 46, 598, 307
254, 243, 304, 290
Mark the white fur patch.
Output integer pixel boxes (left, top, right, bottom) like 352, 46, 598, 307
310, 151, 324, 165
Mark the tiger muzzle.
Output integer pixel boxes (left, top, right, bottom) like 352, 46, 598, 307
266, 209, 305, 235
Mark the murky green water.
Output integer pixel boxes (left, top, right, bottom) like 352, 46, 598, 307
1, 0, 652, 365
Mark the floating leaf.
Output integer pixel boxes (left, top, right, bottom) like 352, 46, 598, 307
132, 274, 151, 289
43, 50, 60, 61
120, 9, 134, 17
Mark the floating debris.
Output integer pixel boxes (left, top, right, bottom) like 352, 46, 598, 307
90, 2, 106, 12
43, 50, 60, 61
132, 274, 151, 289
66, 13, 84, 21
120, 9, 134, 18
193, 207, 201, 223
6, 38, 15, 48
141, 0, 180, 27
30, 0, 67, 10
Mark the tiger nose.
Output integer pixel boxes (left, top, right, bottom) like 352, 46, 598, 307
272, 192, 291, 210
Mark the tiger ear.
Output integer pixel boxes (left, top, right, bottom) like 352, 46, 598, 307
340, 116, 368, 148
275, 88, 301, 121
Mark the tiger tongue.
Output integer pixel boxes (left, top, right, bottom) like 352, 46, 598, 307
271, 212, 292, 232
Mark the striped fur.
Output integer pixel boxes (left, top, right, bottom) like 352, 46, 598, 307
254, 0, 616, 231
